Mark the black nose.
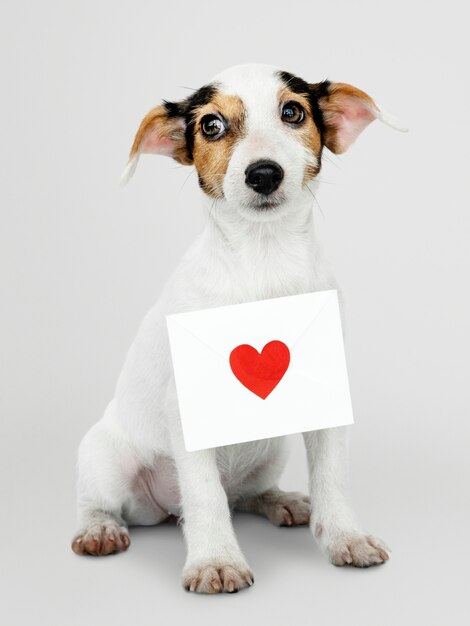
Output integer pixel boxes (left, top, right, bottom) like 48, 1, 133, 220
245, 160, 284, 195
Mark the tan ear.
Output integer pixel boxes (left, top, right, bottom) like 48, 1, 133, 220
120, 103, 192, 185
314, 82, 407, 154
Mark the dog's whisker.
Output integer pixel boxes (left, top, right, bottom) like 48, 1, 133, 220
306, 184, 324, 218
321, 153, 342, 169
315, 178, 337, 185
208, 197, 218, 220
180, 168, 197, 192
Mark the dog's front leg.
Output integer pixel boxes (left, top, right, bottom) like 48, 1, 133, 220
175, 445, 254, 593
303, 427, 390, 567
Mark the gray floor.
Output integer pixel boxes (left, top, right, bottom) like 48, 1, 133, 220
2, 430, 467, 626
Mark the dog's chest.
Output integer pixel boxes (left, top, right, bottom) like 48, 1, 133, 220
174, 218, 336, 314
241, 248, 312, 300
214, 234, 319, 304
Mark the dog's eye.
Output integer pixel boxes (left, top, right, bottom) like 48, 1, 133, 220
201, 114, 226, 139
281, 101, 305, 125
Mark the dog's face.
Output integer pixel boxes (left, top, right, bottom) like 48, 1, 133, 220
122, 64, 401, 221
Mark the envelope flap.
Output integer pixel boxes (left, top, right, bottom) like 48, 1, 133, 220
166, 290, 337, 359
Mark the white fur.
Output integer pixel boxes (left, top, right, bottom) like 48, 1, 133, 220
119, 155, 139, 186
375, 107, 409, 132
73, 64, 390, 591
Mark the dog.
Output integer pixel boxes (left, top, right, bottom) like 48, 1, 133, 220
72, 63, 405, 593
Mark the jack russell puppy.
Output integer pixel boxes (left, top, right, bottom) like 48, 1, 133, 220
72, 63, 405, 593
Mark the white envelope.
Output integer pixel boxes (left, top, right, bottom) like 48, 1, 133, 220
166, 290, 354, 451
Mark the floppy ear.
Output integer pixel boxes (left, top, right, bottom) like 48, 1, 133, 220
120, 102, 191, 185
312, 82, 407, 154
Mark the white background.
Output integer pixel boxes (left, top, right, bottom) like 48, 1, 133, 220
1, 1, 469, 624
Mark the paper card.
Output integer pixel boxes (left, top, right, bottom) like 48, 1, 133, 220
166, 290, 354, 451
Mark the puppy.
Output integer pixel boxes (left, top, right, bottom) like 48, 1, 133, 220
72, 64, 403, 593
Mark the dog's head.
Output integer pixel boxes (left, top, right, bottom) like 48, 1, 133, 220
122, 64, 405, 220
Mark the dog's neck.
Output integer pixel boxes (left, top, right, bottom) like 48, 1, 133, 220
203, 189, 316, 252
199, 189, 324, 300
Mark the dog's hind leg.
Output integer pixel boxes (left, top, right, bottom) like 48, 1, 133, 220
232, 438, 310, 527
71, 402, 168, 556
236, 488, 311, 527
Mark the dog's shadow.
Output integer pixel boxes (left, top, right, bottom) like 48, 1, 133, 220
128, 512, 320, 579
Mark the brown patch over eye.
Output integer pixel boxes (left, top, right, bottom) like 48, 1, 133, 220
278, 87, 322, 183
192, 94, 246, 198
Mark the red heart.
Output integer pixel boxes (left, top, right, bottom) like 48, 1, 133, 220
229, 340, 290, 399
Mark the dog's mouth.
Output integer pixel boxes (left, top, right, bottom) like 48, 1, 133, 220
244, 192, 285, 211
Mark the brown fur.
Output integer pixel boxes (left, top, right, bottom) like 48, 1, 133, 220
127, 94, 245, 196
278, 87, 322, 184
129, 105, 192, 166
318, 83, 376, 154
191, 94, 246, 198
127, 82, 376, 192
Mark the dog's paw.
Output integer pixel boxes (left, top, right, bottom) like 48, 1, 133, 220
326, 533, 390, 568
71, 520, 130, 556
262, 491, 311, 526
182, 561, 254, 594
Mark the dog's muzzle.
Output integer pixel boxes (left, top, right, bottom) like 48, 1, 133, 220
245, 160, 284, 196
